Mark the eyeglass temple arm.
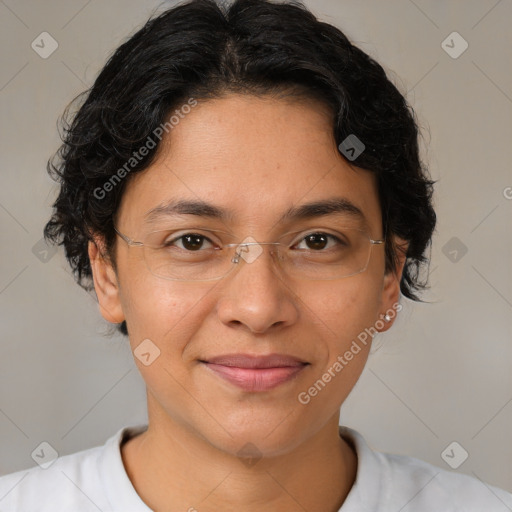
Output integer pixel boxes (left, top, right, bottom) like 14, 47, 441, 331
113, 226, 144, 246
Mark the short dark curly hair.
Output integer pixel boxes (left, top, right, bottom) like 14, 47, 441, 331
44, 0, 437, 337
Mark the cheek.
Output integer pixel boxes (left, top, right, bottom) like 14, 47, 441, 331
118, 271, 216, 355
300, 276, 382, 347
294, 281, 381, 412
119, 279, 213, 402
300, 278, 381, 387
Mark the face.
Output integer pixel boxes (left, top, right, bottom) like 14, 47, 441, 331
89, 93, 405, 457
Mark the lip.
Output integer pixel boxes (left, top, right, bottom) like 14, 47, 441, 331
201, 353, 309, 392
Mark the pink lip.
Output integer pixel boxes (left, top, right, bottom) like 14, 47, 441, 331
201, 353, 309, 392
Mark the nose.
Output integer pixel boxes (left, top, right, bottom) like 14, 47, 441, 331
216, 242, 299, 334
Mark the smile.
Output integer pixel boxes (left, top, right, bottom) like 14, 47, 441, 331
201, 353, 309, 392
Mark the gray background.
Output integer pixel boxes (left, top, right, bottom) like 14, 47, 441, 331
1, 0, 511, 493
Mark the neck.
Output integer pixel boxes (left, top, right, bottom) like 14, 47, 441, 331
121, 394, 357, 512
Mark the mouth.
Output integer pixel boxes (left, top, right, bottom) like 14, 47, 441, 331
200, 353, 310, 392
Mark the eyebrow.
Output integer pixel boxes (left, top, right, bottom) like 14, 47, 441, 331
144, 197, 368, 226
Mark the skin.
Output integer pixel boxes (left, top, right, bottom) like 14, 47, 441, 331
88, 93, 407, 512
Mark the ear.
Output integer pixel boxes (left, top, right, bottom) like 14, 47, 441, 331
376, 236, 408, 333
88, 236, 125, 324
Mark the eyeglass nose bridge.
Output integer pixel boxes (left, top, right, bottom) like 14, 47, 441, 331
228, 241, 282, 265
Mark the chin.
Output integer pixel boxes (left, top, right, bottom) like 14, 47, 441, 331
197, 413, 311, 460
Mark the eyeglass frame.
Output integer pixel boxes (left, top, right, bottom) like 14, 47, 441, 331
112, 224, 386, 282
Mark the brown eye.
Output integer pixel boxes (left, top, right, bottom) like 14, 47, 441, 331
304, 233, 328, 250
295, 232, 344, 251
166, 233, 214, 251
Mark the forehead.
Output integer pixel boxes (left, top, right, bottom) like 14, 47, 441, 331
117, 94, 382, 233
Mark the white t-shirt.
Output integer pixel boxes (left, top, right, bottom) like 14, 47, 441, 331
1, 424, 511, 511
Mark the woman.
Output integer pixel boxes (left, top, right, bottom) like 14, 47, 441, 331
1, 0, 510, 510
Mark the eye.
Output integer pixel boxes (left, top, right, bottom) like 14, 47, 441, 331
293, 232, 346, 251
164, 233, 216, 251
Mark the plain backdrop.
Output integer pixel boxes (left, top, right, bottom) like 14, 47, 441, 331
1, 0, 511, 493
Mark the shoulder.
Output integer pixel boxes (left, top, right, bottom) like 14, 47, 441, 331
340, 426, 512, 512
381, 450, 512, 510
0, 444, 105, 511
0, 425, 146, 512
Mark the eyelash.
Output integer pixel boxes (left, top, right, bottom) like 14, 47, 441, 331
165, 232, 346, 251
